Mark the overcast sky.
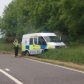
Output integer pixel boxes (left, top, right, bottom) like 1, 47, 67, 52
0, 0, 12, 16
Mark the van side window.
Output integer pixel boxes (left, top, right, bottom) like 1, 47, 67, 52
30, 38, 33, 45
34, 38, 37, 44
38, 37, 46, 45
25, 40, 27, 44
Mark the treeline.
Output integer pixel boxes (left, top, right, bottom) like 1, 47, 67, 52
0, 0, 84, 42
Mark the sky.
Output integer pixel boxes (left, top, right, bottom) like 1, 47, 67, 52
0, 0, 12, 16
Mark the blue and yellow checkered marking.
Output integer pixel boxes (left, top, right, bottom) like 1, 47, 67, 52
22, 44, 47, 51
26, 45, 29, 49
41, 45, 46, 49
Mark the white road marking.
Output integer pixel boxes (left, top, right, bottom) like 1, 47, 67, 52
25, 58, 84, 74
5, 68, 10, 71
0, 69, 23, 84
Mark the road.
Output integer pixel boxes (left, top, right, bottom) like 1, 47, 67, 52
0, 53, 84, 84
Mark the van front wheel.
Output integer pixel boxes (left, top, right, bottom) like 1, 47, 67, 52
26, 50, 30, 56
21, 50, 30, 56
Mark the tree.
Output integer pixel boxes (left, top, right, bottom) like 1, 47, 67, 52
60, 0, 84, 40
1, 0, 84, 42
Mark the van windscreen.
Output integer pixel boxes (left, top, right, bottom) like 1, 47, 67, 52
44, 36, 61, 42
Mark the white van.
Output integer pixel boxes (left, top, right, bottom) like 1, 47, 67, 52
21, 33, 65, 55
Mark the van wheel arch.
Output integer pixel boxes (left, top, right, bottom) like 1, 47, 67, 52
22, 50, 30, 56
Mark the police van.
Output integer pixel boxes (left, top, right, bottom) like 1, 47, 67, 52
21, 33, 65, 55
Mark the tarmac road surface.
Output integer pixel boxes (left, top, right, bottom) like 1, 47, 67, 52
0, 53, 84, 84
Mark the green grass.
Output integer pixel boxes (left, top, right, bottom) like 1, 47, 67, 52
0, 41, 13, 52
37, 45, 84, 64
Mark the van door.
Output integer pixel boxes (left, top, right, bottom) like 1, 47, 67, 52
29, 37, 47, 54
33, 37, 40, 50
38, 36, 47, 50
29, 37, 40, 54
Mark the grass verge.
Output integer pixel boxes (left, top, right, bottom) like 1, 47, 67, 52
36, 45, 84, 65
0, 41, 13, 52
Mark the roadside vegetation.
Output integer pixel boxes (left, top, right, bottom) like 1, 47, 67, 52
0, 39, 84, 65
0, 39, 13, 52
39, 45, 84, 64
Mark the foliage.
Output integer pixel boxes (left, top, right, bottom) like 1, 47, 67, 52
0, 39, 13, 51
60, 0, 84, 40
1, 0, 84, 42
